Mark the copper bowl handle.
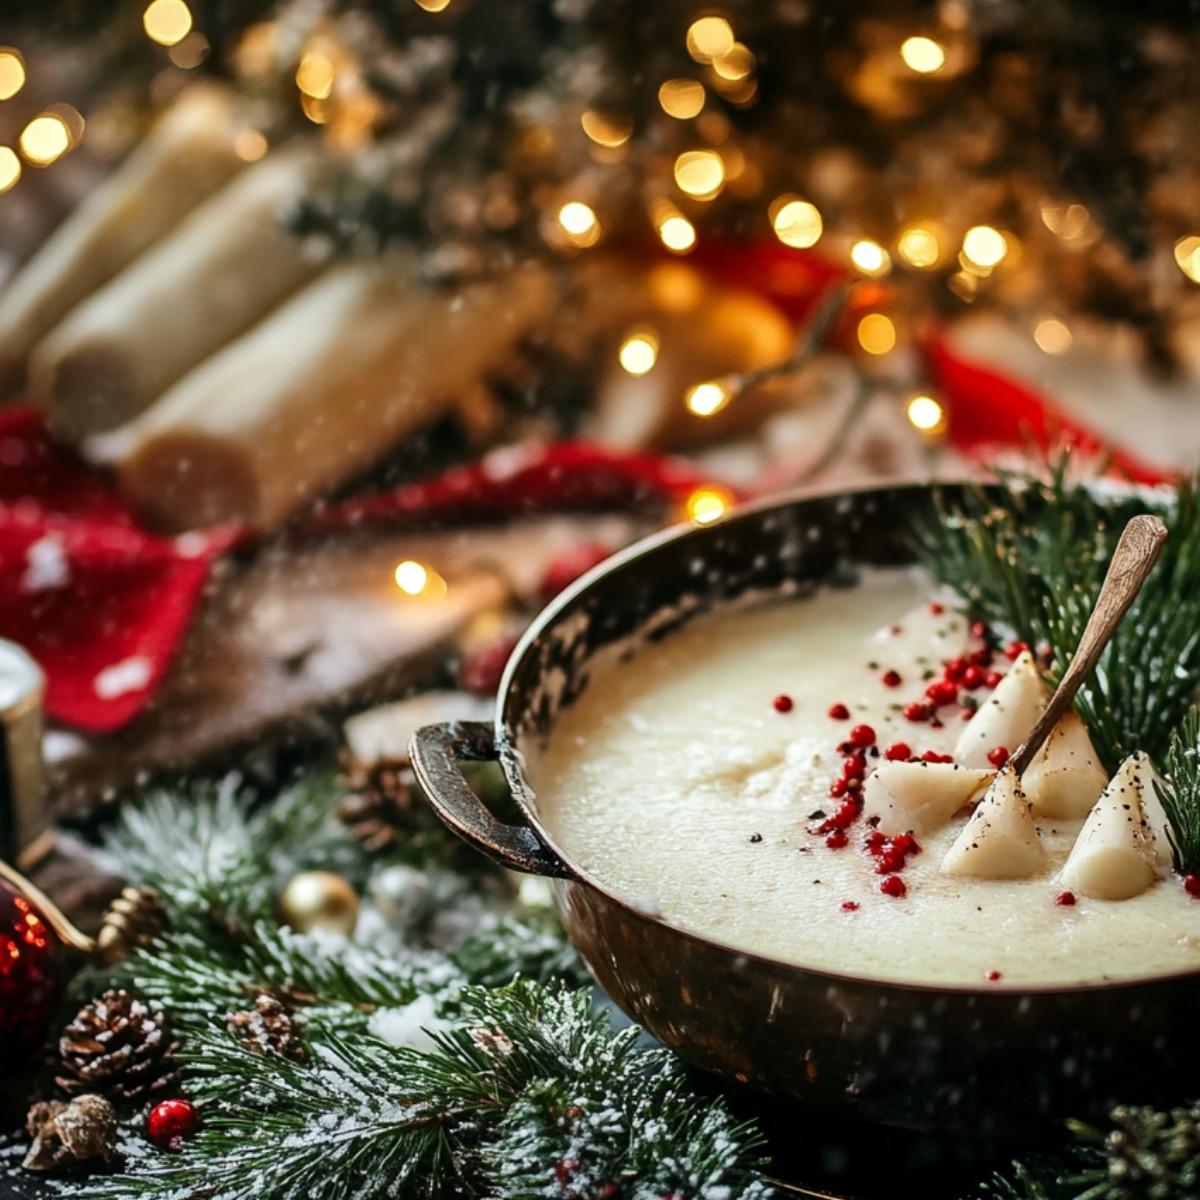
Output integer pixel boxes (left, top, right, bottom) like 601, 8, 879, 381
409, 720, 573, 879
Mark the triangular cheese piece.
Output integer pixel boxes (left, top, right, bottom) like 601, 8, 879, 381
954, 651, 1047, 768
862, 760, 993, 836
1061, 752, 1163, 900
941, 763, 1046, 878
1023, 709, 1108, 819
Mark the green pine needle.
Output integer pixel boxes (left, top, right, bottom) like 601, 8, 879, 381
1154, 707, 1200, 874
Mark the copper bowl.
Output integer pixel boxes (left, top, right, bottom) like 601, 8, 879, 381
410, 482, 1200, 1135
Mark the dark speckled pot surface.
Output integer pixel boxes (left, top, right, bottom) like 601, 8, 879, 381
410, 482, 1200, 1137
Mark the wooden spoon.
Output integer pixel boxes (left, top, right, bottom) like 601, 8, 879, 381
1007, 513, 1168, 778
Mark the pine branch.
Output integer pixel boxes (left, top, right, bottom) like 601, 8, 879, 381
1154, 707, 1200, 875
61, 982, 772, 1200
982, 1105, 1200, 1200
101, 773, 366, 939
915, 466, 1200, 773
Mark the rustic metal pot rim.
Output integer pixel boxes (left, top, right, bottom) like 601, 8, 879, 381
494, 478, 1200, 1000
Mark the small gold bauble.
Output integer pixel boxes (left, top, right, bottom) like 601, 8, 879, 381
277, 871, 359, 936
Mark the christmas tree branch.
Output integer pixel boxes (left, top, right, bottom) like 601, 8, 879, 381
63, 982, 772, 1200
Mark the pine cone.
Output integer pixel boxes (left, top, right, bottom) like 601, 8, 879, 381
57, 990, 179, 1102
337, 751, 419, 852
227, 993, 305, 1060
23, 1095, 118, 1171
94, 886, 168, 965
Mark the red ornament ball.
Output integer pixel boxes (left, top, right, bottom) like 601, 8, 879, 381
0, 879, 62, 1071
148, 1098, 199, 1150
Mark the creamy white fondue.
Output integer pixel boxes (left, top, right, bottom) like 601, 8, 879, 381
529, 569, 1200, 987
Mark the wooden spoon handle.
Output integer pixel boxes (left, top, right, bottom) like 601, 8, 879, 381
1008, 514, 1168, 777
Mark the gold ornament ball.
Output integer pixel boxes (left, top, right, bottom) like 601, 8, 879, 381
277, 871, 359, 936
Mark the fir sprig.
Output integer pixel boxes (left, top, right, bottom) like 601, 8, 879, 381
102, 773, 366, 940
982, 1104, 1200, 1200
915, 464, 1200, 772
66, 982, 771, 1200
1153, 707, 1200, 875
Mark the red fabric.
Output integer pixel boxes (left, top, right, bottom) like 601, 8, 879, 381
0, 408, 240, 733
0, 245, 1172, 734
308, 441, 736, 533
926, 333, 1169, 485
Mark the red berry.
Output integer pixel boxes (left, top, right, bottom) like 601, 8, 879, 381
925, 678, 959, 706
876, 847, 907, 874
893, 833, 921, 855
842, 754, 867, 780
928, 602, 945, 615
840, 900, 860, 912
148, 1099, 198, 1151
880, 876, 907, 898
1055, 891, 1076, 906
825, 831, 849, 849
943, 656, 969, 683
773, 694, 794, 713
845, 776, 863, 793
921, 750, 954, 764
961, 709, 973, 721
903, 701, 932, 722
828, 703, 850, 720
971, 621, 990, 639
961, 664, 985, 690
984, 670, 1004, 689
986, 746, 1010, 768
828, 778, 848, 798
864, 831, 887, 852
884, 741, 912, 761
849, 724, 876, 748
986, 970, 1002, 982
882, 669, 903, 688
1184, 875, 1200, 897
1005, 640, 1030, 661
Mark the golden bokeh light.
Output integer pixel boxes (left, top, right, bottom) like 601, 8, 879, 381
19, 114, 71, 167
580, 110, 631, 147
558, 201, 601, 247
713, 43, 755, 81
858, 313, 897, 355
851, 239, 891, 277
906, 394, 946, 434
1174, 236, 1200, 284
687, 487, 732, 525
143, 0, 193, 47
900, 36, 946, 73
896, 226, 941, 268
618, 332, 659, 375
234, 129, 269, 161
168, 32, 209, 68
686, 16, 735, 63
674, 148, 725, 199
413, 0, 452, 10
394, 559, 447, 598
686, 380, 732, 417
0, 147, 20, 193
658, 213, 697, 253
0, 50, 26, 102
1041, 203, 1090, 239
1034, 317, 1073, 354
771, 196, 823, 249
658, 78, 706, 119
296, 52, 335, 99
961, 225, 1008, 269
300, 93, 329, 124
